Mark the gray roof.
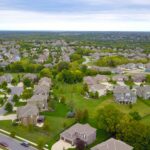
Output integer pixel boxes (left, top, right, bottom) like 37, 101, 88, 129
10, 86, 23, 96
34, 85, 49, 95
113, 86, 130, 94
61, 123, 96, 139
91, 138, 133, 150
112, 75, 128, 81
23, 73, 38, 81
38, 77, 52, 88
0, 74, 13, 84
131, 73, 145, 82
17, 104, 39, 119
28, 95, 48, 102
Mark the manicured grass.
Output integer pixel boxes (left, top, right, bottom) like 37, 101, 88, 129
41, 103, 69, 117
140, 114, 150, 125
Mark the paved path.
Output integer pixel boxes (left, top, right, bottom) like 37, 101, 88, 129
0, 133, 37, 150
0, 114, 16, 121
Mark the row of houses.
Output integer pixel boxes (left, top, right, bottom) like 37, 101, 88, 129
17, 77, 52, 126
83, 75, 150, 103
60, 123, 133, 150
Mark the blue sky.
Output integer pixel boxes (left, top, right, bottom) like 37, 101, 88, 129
0, 0, 150, 31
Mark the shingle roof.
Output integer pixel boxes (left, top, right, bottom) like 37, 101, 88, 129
61, 123, 96, 139
17, 104, 39, 118
91, 138, 133, 150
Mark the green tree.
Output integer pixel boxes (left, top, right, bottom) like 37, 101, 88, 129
40, 68, 51, 78
23, 78, 32, 87
5, 102, 13, 112
21, 89, 33, 99
129, 111, 142, 121
57, 61, 70, 72
12, 94, 19, 103
96, 105, 123, 136
146, 74, 150, 84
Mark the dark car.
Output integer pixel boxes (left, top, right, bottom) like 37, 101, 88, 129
0, 142, 9, 147
21, 141, 29, 147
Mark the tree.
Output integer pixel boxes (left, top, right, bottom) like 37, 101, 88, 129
116, 116, 150, 150
43, 121, 50, 131
96, 105, 123, 136
75, 138, 85, 150
95, 91, 99, 99
12, 94, 19, 103
146, 74, 150, 84
57, 61, 70, 72
40, 68, 51, 78
129, 111, 142, 121
21, 89, 33, 99
23, 78, 32, 87
60, 96, 66, 104
70, 53, 82, 62
1, 81, 7, 89
83, 109, 89, 122
80, 65, 87, 74
83, 83, 89, 92
5, 102, 13, 112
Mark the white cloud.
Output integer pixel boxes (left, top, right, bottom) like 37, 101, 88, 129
0, 10, 150, 31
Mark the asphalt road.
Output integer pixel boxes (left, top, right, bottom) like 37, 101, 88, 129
0, 133, 37, 150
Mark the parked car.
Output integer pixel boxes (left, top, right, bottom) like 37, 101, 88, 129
21, 141, 29, 147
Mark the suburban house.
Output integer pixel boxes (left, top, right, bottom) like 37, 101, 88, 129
83, 76, 96, 86
113, 86, 137, 104
60, 123, 96, 146
0, 74, 13, 84
34, 85, 50, 95
38, 77, 52, 88
23, 73, 38, 82
135, 85, 150, 100
88, 84, 107, 96
17, 104, 39, 126
27, 95, 48, 111
131, 73, 146, 83
112, 75, 128, 82
91, 138, 133, 150
84, 75, 111, 96
95, 75, 109, 83
10, 86, 24, 96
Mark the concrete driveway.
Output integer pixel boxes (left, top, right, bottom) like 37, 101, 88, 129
51, 140, 75, 150
0, 114, 16, 121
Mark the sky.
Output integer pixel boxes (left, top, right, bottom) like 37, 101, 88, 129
0, 0, 150, 31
